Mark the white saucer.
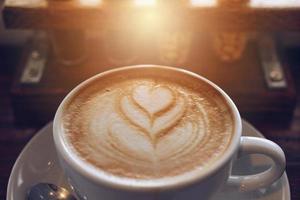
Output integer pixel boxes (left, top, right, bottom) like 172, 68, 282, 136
7, 120, 290, 200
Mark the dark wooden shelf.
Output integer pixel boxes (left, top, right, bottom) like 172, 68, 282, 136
3, 0, 300, 30
8, 33, 297, 126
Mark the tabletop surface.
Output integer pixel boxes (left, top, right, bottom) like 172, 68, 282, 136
1, 63, 300, 200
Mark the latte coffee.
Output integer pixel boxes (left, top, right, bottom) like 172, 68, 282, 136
62, 67, 234, 179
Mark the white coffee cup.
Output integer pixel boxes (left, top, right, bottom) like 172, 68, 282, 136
53, 65, 286, 200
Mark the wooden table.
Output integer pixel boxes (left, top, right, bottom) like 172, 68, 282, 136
1, 55, 300, 200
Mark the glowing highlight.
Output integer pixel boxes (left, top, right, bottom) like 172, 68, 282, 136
79, 0, 101, 7
135, 0, 156, 6
190, 0, 216, 6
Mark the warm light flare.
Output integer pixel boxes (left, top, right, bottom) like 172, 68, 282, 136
251, 0, 300, 8
134, 11, 162, 35
190, 0, 217, 6
135, 0, 156, 6
79, 0, 102, 7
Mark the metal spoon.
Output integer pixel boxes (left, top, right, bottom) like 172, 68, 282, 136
28, 183, 77, 200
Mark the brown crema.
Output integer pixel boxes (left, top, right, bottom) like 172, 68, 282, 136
62, 67, 234, 179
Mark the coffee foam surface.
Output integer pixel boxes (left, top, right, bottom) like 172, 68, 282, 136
62, 69, 234, 179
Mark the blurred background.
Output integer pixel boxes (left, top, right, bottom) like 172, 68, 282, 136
0, 0, 300, 199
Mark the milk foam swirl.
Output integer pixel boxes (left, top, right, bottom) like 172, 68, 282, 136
63, 79, 233, 179
109, 83, 206, 162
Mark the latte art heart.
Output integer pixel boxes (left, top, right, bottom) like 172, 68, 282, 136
132, 85, 175, 117
63, 76, 234, 179
119, 85, 186, 143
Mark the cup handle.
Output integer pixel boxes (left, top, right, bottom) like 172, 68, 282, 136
227, 136, 286, 191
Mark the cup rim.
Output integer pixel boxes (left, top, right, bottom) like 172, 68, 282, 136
53, 65, 242, 192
